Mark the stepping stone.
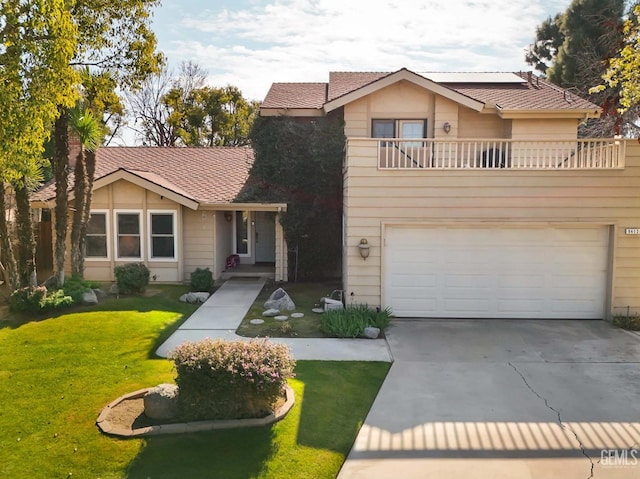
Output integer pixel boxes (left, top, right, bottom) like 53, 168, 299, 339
250, 319, 265, 325
274, 315, 289, 321
291, 313, 304, 319
312, 308, 324, 314
263, 309, 280, 317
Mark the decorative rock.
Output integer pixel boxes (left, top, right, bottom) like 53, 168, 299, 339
312, 308, 324, 314
42, 276, 58, 290
274, 315, 289, 321
364, 326, 380, 339
179, 292, 210, 304
81, 289, 99, 305
264, 288, 296, 311
109, 284, 119, 295
143, 384, 179, 420
250, 319, 265, 325
93, 288, 106, 300
290, 313, 304, 319
262, 309, 280, 317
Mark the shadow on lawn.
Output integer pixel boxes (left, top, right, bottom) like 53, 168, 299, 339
125, 426, 277, 479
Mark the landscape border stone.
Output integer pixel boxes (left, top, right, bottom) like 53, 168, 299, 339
96, 385, 295, 437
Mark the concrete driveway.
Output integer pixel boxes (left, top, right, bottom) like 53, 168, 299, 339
339, 320, 640, 479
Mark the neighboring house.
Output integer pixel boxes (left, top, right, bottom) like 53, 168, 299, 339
261, 68, 640, 320
31, 147, 288, 283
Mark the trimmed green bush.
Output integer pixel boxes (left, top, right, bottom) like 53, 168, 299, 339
114, 262, 150, 294
320, 304, 393, 338
62, 275, 101, 304
9, 286, 74, 313
170, 338, 296, 421
190, 267, 213, 292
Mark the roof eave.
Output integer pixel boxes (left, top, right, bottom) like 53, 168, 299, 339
323, 68, 485, 113
497, 108, 602, 119
199, 202, 288, 211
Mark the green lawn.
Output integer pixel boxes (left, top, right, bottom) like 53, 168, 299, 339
0, 287, 389, 479
237, 281, 342, 338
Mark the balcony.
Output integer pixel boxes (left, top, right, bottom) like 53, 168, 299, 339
376, 138, 625, 170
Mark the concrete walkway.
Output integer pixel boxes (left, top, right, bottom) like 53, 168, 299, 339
156, 277, 392, 362
338, 319, 640, 479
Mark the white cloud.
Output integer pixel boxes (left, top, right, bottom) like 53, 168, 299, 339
159, 0, 571, 100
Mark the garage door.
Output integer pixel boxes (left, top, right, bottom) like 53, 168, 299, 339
384, 226, 609, 319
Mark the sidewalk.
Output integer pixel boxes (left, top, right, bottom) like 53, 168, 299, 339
156, 278, 393, 362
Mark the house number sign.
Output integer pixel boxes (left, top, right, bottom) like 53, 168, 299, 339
625, 228, 640, 235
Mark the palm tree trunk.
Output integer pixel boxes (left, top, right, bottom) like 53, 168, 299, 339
53, 110, 69, 287
70, 148, 86, 276
0, 181, 20, 291
14, 180, 36, 287
76, 149, 97, 277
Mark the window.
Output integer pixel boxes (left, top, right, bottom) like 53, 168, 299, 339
149, 211, 176, 260
85, 211, 108, 259
115, 211, 141, 259
372, 119, 395, 139
235, 211, 250, 256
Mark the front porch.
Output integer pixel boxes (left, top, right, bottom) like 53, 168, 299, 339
220, 263, 276, 280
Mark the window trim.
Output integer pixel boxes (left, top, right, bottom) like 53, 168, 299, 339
371, 118, 429, 139
85, 209, 111, 261
233, 210, 252, 258
114, 209, 144, 261
147, 210, 178, 262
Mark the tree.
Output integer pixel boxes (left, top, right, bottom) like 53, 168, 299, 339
594, 5, 640, 114
69, 106, 101, 277
525, 0, 632, 136
238, 115, 345, 279
51, 0, 163, 286
1, 0, 79, 290
127, 62, 257, 147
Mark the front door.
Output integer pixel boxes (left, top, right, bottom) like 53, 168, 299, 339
254, 211, 276, 263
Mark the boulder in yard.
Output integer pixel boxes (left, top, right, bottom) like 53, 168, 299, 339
364, 327, 380, 339
262, 309, 280, 317
264, 288, 296, 311
144, 384, 179, 420
81, 289, 99, 305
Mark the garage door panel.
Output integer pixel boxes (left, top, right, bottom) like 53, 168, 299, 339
384, 226, 608, 319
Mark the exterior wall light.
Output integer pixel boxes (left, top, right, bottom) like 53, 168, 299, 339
443, 122, 452, 134
358, 238, 370, 260
224, 211, 233, 222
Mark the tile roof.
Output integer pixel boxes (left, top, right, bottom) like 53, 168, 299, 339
33, 147, 254, 205
444, 72, 598, 111
261, 70, 600, 112
261, 82, 327, 109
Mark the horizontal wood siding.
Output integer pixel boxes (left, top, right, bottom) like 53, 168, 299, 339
183, 209, 215, 280
343, 139, 640, 315
458, 106, 506, 138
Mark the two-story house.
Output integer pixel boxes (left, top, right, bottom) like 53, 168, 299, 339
262, 68, 640, 320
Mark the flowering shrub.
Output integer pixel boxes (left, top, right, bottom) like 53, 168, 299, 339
9, 286, 74, 313
169, 338, 296, 421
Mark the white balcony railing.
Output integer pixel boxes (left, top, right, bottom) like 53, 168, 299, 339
377, 138, 625, 170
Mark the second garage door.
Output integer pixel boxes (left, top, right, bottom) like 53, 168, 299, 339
384, 225, 609, 319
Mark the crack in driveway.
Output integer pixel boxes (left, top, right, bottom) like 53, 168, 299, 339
508, 362, 595, 479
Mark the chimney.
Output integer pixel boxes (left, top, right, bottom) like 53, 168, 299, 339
68, 129, 82, 169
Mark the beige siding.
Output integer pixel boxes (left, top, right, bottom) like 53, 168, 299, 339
511, 118, 578, 140
275, 213, 288, 282
343, 139, 640, 316
82, 180, 181, 283
458, 107, 507, 138
214, 212, 232, 279
434, 97, 459, 138
183, 209, 215, 281
344, 80, 434, 137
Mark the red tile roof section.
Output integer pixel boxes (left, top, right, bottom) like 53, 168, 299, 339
33, 147, 254, 205
444, 72, 598, 111
261, 70, 599, 112
261, 82, 327, 109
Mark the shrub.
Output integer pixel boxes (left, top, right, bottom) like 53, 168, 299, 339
9, 286, 74, 313
170, 338, 296, 421
613, 314, 640, 330
320, 304, 394, 338
114, 263, 149, 294
190, 267, 213, 292
62, 275, 101, 304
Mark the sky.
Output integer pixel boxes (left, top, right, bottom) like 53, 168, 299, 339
151, 0, 574, 102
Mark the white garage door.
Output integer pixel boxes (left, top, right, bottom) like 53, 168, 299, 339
384, 226, 609, 319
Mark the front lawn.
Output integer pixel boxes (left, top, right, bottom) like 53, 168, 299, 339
0, 288, 389, 478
